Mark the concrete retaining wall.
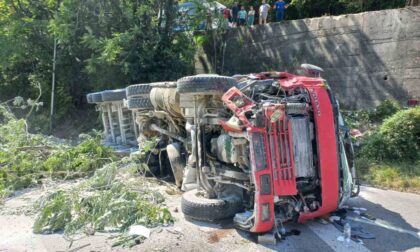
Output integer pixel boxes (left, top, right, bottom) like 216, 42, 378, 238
198, 7, 420, 108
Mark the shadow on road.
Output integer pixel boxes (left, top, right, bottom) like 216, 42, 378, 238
348, 195, 420, 252
183, 191, 420, 251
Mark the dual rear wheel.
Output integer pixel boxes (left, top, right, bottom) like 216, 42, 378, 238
177, 75, 241, 221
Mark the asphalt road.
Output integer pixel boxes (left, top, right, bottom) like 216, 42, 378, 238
261, 186, 420, 252
346, 186, 420, 252
0, 185, 419, 251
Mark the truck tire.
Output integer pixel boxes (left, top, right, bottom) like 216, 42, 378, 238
181, 189, 243, 221
91, 92, 103, 103
127, 97, 153, 109
101, 89, 126, 102
177, 75, 237, 95
126, 84, 152, 98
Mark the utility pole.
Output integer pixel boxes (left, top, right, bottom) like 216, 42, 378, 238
49, 38, 57, 133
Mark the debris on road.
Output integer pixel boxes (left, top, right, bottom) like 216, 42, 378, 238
32, 159, 173, 248
0, 104, 115, 200
207, 229, 233, 244
330, 209, 376, 240
128, 225, 151, 238
257, 233, 277, 245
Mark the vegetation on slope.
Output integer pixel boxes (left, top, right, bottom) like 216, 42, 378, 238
342, 102, 420, 192
0, 0, 196, 132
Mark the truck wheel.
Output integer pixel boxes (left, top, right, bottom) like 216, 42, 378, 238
91, 92, 103, 103
177, 75, 237, 95
126, 84, 152, 98
127, 97, 153, 109
181, 189, 243, 221
101, 89, 127, 102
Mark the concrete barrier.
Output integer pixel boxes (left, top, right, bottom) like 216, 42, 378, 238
197, 7, 420, 108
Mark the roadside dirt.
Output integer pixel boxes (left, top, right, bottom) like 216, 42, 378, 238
2, 180, 418, 252
0, 179, 270, 252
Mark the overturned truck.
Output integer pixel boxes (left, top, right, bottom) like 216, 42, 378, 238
88, 66, 358, 235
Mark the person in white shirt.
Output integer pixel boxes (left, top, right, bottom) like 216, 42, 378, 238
259, 0, 271, 25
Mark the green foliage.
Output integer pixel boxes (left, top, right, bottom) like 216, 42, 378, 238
341, 109, 371, 130
379, 107, 420, 161
34, 183, 172, 236
0, 1, 56, 127
356, 159, 420, 191
359, 107, 420, 162
358, 132, 387, 160
345, 103, 419, 192
341, 100, 402, 132
289, 0, 346, 18
43, 137, 114, 175
50, 0, 195, 86
369, 99, 401, 122
1, 105, 171, 246
0, 0, 196, 132
33, 191, 73, 233
0, 105, 114, 198
33, 163, 173, 245
0, 107, 50, 196
89, 163, 118, 189
0, 0, 408, 132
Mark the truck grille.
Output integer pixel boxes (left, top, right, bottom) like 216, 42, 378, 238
265, 106, 297, 196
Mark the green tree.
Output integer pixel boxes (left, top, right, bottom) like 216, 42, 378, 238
0, 0, 196, 132
0, 0, 55, 106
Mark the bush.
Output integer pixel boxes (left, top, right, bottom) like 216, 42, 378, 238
359, 107, 420, 161
341, 110, 371, 130
369, 100, 401, 122
358, 132, 389, 160
354, 157, 371, 176
379, 107, 420, 161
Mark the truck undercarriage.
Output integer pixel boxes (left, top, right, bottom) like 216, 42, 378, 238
88, 66, 358, 235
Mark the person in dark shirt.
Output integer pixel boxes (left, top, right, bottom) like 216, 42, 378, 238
231, 2, 239, 27
275, 0, 288, 22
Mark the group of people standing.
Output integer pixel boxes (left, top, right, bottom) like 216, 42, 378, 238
223, 0, 289, 28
